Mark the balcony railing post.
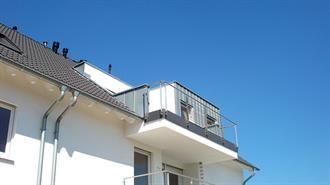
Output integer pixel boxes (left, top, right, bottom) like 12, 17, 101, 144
165, 171, 170, 185
143, 93, 146, 118
234, 124, 239, 148
204, 125, 208, 136
133, 89, 136, 112
164, 83, 168, 111
160, 81, 163, 110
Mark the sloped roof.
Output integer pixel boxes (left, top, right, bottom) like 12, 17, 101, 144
0, 23, 136, 116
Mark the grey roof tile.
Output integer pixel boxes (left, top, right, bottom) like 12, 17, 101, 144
0, 23, 135, 115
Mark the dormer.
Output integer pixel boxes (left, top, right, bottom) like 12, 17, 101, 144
75, 62, 132, 94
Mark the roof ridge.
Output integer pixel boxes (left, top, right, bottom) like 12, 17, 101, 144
0, 22, 77, 66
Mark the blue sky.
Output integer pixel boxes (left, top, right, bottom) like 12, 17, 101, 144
2, 0, 329, 184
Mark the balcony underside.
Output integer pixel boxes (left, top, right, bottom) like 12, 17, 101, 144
126, 110, 238, 164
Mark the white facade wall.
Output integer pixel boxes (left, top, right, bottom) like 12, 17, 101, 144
0, 65, 138, 185
183, 163, 200, 181
0, 69, 50, 185
148, 84, 176, 113
54, 105, 134, 185
0, 63, 245, 185
75, 63, 132, 93
204, 162, 244, 185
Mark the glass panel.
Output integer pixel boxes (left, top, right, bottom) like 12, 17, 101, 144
163, 164, 184, 185
169, 173, 179, 185
0, 107, 11, 152
134, 151, 149, 185
114, 86, 149, 117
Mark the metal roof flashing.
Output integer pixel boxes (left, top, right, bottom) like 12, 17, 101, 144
75, 61, 133, 88
234, 156, 260, 171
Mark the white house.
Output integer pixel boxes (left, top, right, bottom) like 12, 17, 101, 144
0, 23, 259, 185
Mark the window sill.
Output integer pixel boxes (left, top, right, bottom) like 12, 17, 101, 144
0, 155, 14, 165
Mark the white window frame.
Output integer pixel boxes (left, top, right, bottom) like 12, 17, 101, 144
0, 101, 16, 160
180, 101, 194, 123
163, 164, 184, 185
134, 147, 152, 185
206, 115, 217, 126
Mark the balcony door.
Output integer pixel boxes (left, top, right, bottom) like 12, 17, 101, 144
163, 164, 183, 185
134, 148, 151, 185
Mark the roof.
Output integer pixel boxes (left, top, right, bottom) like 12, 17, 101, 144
0, 23, 137, 116
234, 156, 260, 171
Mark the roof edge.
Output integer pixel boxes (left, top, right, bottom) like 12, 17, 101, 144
76, 61, 133, 88
0, 56, 143, 121
234, 156, 260, 171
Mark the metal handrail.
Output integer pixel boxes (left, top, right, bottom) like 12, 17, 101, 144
157, 81, 239, 147
123, 170, 215, 185
123, 170, 166, 181
113, 84, 150, 97
116, 80, 239, 147
166, 170, 214, 185
159, 81, 238, 127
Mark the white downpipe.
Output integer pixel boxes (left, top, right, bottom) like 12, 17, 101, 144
36, 85, 68, 185
50, 90, 80, 185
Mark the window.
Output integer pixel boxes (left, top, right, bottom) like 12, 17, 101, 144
163, 164, 184, 185
180, 102, 189, 121
134, 148, 151, 185
0, 33, 22, 54
180, 101, 193, 122
206, 115, 216, 126
206, 115, 222, 136
0, 101, 15, 157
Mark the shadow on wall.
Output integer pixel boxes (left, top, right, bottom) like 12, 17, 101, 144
56, 103, 134, 167
0, 70, 134, 167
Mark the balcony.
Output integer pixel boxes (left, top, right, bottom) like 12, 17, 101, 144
123, 170, 215, 185
115, 81, 239, 163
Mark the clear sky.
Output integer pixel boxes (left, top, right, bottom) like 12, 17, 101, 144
1, 0, 329, 184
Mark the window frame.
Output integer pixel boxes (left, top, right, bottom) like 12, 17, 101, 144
0, 100, 16, 159
206, 115, 217, 126
0, 33, 22, 54
180, 102, 189, 121
134, 147, 152, 185
180, 101, 194, 122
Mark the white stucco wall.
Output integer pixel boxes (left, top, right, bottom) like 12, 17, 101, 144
148, 84, 176, 113
75, 63, 132, 93
54, 104, 135, 185
204, 162, 244, 185
183, 163, 200, 181
0, 63, 138, 185
0, 62, 245, 185
0, 64, 55, 185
